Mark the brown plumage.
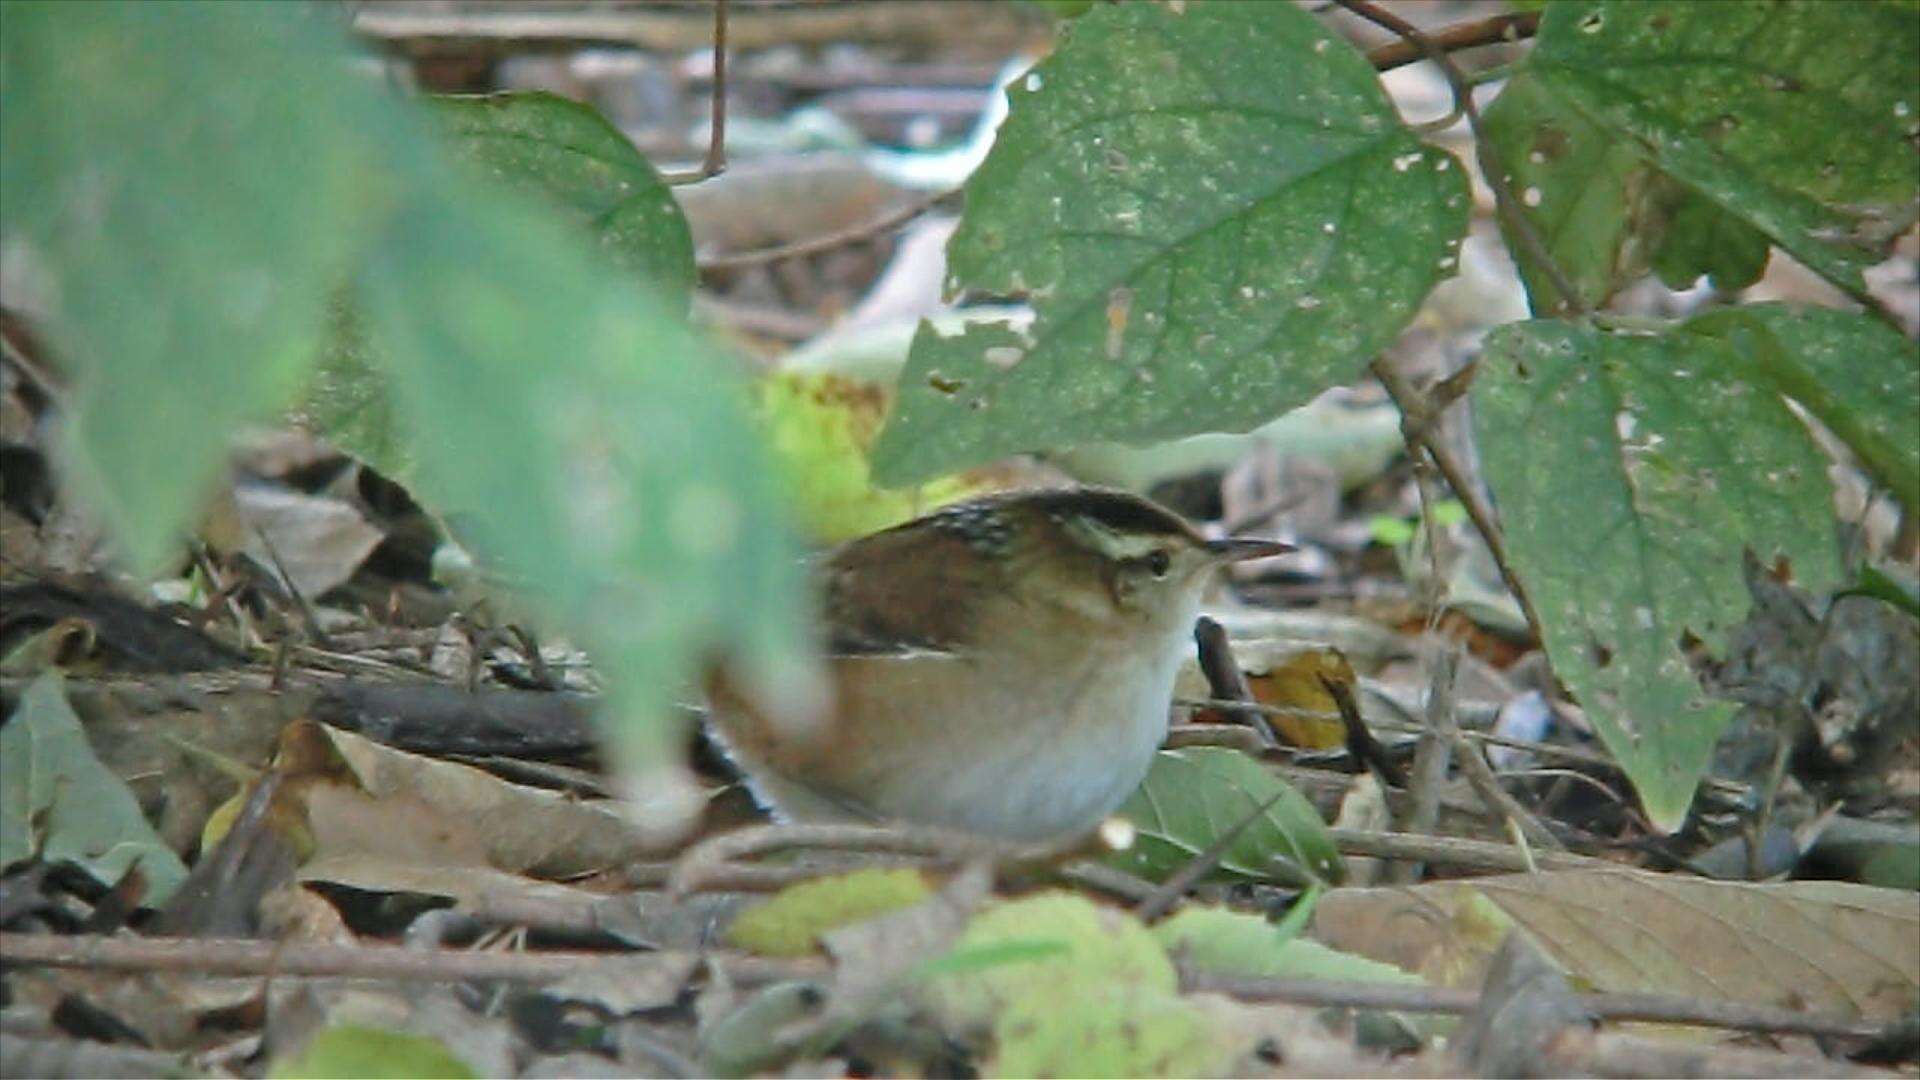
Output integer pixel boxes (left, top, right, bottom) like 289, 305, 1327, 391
705, 487, 1288, 840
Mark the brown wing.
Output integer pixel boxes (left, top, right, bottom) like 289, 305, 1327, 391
820, 519, 996, 656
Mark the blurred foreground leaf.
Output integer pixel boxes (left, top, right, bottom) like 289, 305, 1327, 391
0, 0, 390, 570
728, 868, 934, 956
270, 1025, 475, 1080
1, 0, 811, 782
927, 892, 1225, 1076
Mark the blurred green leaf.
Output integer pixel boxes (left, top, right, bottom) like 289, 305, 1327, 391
0, 0, 391, 571
0, 672, 188, 903
1155, 904, 1421, 986
1475, 320, 1842, 829
4, 0, 810, 784
433, 91, 694, 306
1685, 304, 1920, 513
296, 299, 411, 477
270, 1025, 475, 1080
727, 868, 933, 956
927, 893, 1230, 1076
1113, 747, 1343, 887
873, 0, 1467, 483
359, 187, 812, 769
1525, 0, 1919, 300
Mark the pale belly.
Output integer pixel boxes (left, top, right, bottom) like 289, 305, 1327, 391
815, 633, 1184, 840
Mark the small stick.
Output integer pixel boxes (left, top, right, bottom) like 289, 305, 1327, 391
1371, 356, 1549, 651
663, 0, 729, 184
698, 191, 947, 271
1319, 672, 1405, 788
1184, 970, 1885, 1040
1391, 649, 1456, 882
0, 932, 822, 987
1363, 10, 1540, 73
665, 822, 1073, 896
1192, 615, 1279, 747
1328, 827, 1608, 873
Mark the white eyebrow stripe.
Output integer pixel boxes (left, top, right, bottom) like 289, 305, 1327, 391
1062, 515, 1167, 561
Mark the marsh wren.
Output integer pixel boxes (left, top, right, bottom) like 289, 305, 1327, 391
706, 487, 1290, 841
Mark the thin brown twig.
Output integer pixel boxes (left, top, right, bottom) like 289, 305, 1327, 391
664, 822, 1075, 896
1191, 615, 1279, 748
1328, 827, 1608, 874
1428, 645, 1564, 855
697, 190, 948, 271
663, 0, 729, 185
1183, 970, 1885, 1040
1370, 357, 1549, 649
1364, 10, 1540, 72
1391, 649, 1455, 881
1336, 0, 1585, 316
0, 932, 823, 987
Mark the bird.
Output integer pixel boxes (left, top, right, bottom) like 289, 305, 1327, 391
705, 486, 1290, 841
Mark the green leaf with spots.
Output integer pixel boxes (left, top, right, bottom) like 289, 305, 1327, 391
432, 91, 694, 306
1112, 747, 1343, 887
871, 0, 1468, 484
1684, 304, 1920, 513
0, 0, 391, 572
1475, 320, 1842, 830
1525, 0, 1919, 302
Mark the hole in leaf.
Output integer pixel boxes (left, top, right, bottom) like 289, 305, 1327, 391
1588, 637, 1614, 669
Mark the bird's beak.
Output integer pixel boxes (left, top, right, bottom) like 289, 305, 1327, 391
1204, 537, 1294, 562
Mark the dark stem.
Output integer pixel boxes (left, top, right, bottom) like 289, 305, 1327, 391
1369, 356, 1549, 650
1364, 10, 1540, 72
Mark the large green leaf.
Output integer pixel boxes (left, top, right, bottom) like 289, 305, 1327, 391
358, 188, 812, 769
1113, 747, 1343, 887
1525, 0, 1919, 300
1686, 304, 1920, 513
0, 1, 390, 571
432, 91, 694, 306
0, 672, 189, 903
871, 0, 1468, 483
1475, 320, 1843, 829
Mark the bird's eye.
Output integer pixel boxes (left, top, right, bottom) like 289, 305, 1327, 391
1145, 550, 1171, 578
